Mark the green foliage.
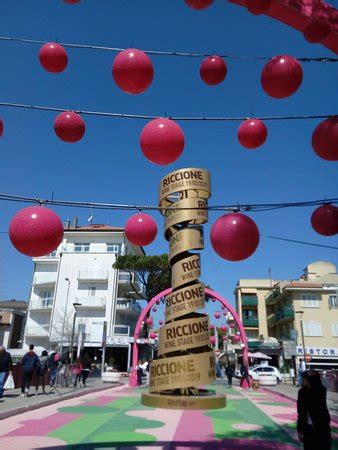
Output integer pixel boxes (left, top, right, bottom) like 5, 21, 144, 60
113, 254, 171, 302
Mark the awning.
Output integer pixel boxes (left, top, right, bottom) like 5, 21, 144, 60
248, 351, 271, 360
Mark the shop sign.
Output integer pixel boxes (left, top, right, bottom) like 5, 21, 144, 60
107, 336, 130, 346
296, 346, 338, 357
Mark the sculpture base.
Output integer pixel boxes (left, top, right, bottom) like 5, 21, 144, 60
141, 390, 226, 410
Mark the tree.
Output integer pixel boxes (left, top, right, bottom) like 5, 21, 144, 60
113, 254, 171, 302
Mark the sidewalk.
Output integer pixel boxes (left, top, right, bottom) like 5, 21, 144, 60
0, 377, 123, 420
263, 381, 338, 422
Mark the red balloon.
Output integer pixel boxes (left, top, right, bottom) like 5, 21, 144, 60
210, 336, 216, 345
303, 16, 331, 43
210, 213, 260, 261
261, 55, 303, 99
209, 324, 215, 330
233, 335, 241, 343
214, 312, 221, 319
222, 335, 227, 341
229, 323, 235, 329
149, 332, 157, 339
221, 325, 228, 332
156, 300, 161, 305
140, 118, 185, 165
54, 111, 86, 143
312, 116, 338, 161
64, 0, 80, 3
146, 317, 153, 326
200, 56, 227, 85
112, 48, 154, 94
39, 43, 68, 73
237, 118, 268, 149
125, 213, 157, 246
9, 206, 64, 257
185, 0, 213, 10
311, 204, 338, 236
0, 118, 4, 137
247, 0, 271, 15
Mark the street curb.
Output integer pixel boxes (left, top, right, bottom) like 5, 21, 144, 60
262, 387, 338, 424
0, 382, 123, 421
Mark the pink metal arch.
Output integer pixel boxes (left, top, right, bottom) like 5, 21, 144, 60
230, 0, 338, 54
129, 287, 249, 387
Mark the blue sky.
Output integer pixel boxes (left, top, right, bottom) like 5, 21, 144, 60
0, 0, 337, 307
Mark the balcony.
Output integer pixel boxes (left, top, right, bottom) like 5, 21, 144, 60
32, 273, 57, 286
112, 324, 130, 336
243, 317, 259, 327
25, 325, 50, 337
265, 286, 282, 305
75, 297, 106, 309
267, 313, 275, 328
77, 270, 108, 282
242, 295, 258, 307
29, 298, 53, 311
118, 271, 143, 294
116, 298, 141, 314
275, 307, 294, 324
33, 252, 58, 263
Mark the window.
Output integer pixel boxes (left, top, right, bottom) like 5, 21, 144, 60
303, 321, 322, 337
106, 244, 120, 253
89, 286, 96, 297
78, 323, 86, 333
300, 293, 319, 308
74, 243, 90, 252
332, 322, 338, 337
329, 295, 338, 309
40, 290, 53, 306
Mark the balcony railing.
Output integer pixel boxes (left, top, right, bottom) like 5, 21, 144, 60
265, 286, 281, 305
242, 295, 258, 307
116, 298, 141, 314
77, 270, 108, 282
32, 273, 57, 285
75, 297, 106, 308
25, 325, 50, 336
29, 298, 53, 310
275, 307, 294, 323
267, 313, 275, 327
118, 271, 143, 293
243, 317, 259, 327
112, 324, 130, 336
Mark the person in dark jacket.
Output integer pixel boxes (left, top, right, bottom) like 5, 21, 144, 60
21, 344, 39, 396
225, 363, 235, 387
0, 346, 13, 398
48, 348, 60, 387
297, 370, 331, 450
35, 350, 49, 395
80, 353, 92, 387
239, 362, 250, 388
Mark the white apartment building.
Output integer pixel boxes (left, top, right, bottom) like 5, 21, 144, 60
23, 222, 144, 371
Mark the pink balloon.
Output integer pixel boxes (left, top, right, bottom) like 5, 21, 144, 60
185, 0, 213, 10
261, 55, 303, 99
140, 118, 185, 165
64, 0, 80, 3
303, 16, 331, 43
221, 325, 227, 332
237, 119, 268, 149
214, 312, 221, 319
209, 324, 215, 330
54, 111, 85, 143
200, 56, 227, 86
125, 213, 157, 246
221, 305, 225, 310
159, 320, 164, 326
0, 118, 3, 137
311, 204, 338, 236
152, 307, 157, 312
149, 332, 157, 339
210, 213, 260, 261
39, 43, 68, 73
233, 335, 241, 343
229, 323, 235, 329
156, 300, 161, 305
247, 0, 271, 15
312, 116, 338, 161
112, 48, 154, 94
146, 317, 153, 326
223, 312, 227, 316
9, 206, 64, 257
210, 336, 216, 345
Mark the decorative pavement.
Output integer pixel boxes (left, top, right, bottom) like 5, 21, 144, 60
0, 384, 337, 449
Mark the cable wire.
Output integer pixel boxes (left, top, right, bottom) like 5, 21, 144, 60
262, 234, 338, 250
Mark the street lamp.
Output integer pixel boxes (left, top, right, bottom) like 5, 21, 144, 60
69, 302, 82, 363
60, 278, 71, 357
295, 310, 307, 367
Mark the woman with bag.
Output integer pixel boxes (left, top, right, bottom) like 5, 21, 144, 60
35, 350, 49, 395
0, 346, 14, 397
72, 357, 82, 388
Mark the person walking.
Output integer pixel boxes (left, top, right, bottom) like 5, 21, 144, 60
297, 370, 331, 449
137, 360, 143, 387
0, 346, 13, 399
80, 353, 92, 387
225, 363, 234, 388
35, 350, 49, 395
48, 348, 60, 387
21, 344, 39, 397
297, 358, 306, 387
239, 362, 250, 389
72, 357, 82, 388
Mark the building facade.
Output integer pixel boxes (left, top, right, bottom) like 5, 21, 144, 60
0, 300, 27, 348
23, 223, 144, 371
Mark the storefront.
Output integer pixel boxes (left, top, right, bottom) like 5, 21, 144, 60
296, 346, 338, 370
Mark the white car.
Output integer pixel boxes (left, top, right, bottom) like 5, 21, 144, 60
250, 365, 282, 383
234, 368, 259, 381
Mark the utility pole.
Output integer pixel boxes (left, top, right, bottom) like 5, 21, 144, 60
60, 277, 71, 357
70, 302, 81, 363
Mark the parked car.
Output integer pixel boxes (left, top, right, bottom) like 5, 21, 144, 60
258, 373, 278, 386
250, 365, 282, 383
234, 368, 259, 381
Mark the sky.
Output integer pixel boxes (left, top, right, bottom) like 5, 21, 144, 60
0, 0, 337, 308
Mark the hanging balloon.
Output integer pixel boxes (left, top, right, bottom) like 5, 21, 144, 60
261, 55, 303, 99
200, 55, 227, 85
159, 320, 163, 326
125, 213, 157, 246
209, 336, 216, 345
156, 300, 161, 305
211, 298, 216, 302
0, 118, 3, 137
152, 307, 157, 312
112, 48, 154, 94
220, 325, 228, 332
149, 332, 157, 339
184, 0, 213, 10
223, 312, 227, 316
39, 43, 68, 73
233, 335, 241, 343
209, 324, 215, 330
311, 204, 338, 236
146, 317, 153, 326
237, 118, 268, 149
221, 305, 225, 310
222, 335, 227, 341
54, 111, 86, 143
140, 118, 185, 165
229, 323, 235, 329
9, 206, 64, 257
247, 0, 271, 15
214, 312, 221, 319
210, 212, 260, 261
303, 16, 331, 43
64, 0, 80, 3
311, 116, 338, 161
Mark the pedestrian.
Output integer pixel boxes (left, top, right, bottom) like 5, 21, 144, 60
21, 344, 39, 397
35, 350, 49, 395
297, 358, 306, 387
137, 360, 144, 386
59, 352, 71, 387
225, 363, 234, 388
81, 353, 92, 387
48, 347, 60, 387
239, 362, 250, 389
0, 346, 13, 399
297, 370, 331, 450
72, 357, 82, 388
